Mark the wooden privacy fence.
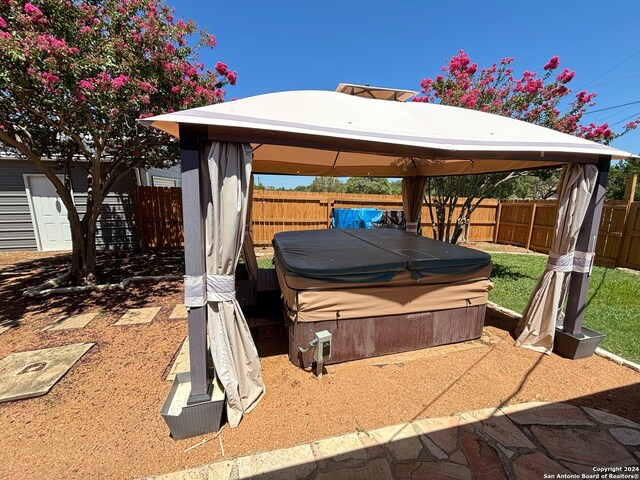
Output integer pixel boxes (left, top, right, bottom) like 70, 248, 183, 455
495, 199, 640, 270
131, 186, 640, 270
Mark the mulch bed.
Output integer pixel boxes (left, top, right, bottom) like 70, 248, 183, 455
0, 250, 638, 479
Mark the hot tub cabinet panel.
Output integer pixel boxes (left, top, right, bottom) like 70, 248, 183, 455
288, 305, 486, 367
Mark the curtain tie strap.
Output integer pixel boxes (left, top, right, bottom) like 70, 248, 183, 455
184, 274, 206, 307
547, 251, 595, 274
184, 274, 236, 306
406, 222, 419, 233
206, 274, 236, 302
573, 251, 595, 274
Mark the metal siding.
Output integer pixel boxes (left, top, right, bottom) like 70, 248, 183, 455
0, 158, 137, 251
145, 164, 181, 187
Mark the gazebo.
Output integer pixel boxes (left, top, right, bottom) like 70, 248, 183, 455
142, 88, 632, 438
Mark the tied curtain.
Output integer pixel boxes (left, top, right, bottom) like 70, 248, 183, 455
515, 163, 599, 354
201, 141, 264, 427
241, 175, 259, 281
402, 176, 428, 234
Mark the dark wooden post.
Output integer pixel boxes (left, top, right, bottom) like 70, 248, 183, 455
563, 156, 611, 335
180, 124, 211, 404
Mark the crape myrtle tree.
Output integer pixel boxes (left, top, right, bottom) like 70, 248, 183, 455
414, 51, 639, 243
0, 0, 237, 283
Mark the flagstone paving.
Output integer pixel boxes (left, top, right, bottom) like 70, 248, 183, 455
0, 343, 94, 403
145, 402, 640, 480
115, 307, 161, 326
43, 312, 99, 331
166, 337, 190, 381
169, 304, 187, 319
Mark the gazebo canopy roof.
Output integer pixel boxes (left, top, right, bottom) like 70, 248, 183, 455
141, 90, 632, 177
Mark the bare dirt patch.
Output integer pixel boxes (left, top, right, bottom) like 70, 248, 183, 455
0, 250, 637, 479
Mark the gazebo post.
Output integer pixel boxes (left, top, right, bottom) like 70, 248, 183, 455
555, 155, 611, 359
180, 124, 211, 404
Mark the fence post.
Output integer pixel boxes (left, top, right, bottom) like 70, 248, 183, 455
326, 195, 334, 228
493, 201, 502, 243
525, 203, 537, 250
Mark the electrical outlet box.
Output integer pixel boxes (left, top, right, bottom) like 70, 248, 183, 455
313, 330, 331, 363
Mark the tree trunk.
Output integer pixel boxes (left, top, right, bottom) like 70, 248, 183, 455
69, 212, 99, 285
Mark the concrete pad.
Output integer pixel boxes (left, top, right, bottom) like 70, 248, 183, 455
311, 432, 368, 463
166, 338, 190, 382
44, 312, 99, 331
236, 443, 316, 480
369, 423, 422, 460
149, 460, 235, 480
169, 304, 187, 320
115, 307, 161, 326
0, 343, 94, 402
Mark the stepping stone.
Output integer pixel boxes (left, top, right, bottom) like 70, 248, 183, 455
115, 307, 161, 326
531, 425, 636, 467
0, 343, 94, 402
610, 427, 640, 446
395, 461, 471, 480
582, 407, 640, 428
169, 304, 187, 320
368, 423, 422, 461
236, 443, 315, 480
166, 338, 190, 381
311, 432, 368, 464
512, 452, 570, 480
501, 402, 595, 426
317, 458, 392, 480
44, 312, 98, 331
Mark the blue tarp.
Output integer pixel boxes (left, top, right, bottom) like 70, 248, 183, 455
331, 208, 383, 229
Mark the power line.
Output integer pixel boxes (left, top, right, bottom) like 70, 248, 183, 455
583, 100, 640, 115
610, 111, 640, 127
578, 48, 640, 90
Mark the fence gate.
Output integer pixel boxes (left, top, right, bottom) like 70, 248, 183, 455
619, 203, 640, 270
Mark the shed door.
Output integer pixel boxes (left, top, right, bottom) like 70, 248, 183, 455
26, 175, 72, 251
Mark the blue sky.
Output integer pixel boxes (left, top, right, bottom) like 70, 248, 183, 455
173, 1, 640, 188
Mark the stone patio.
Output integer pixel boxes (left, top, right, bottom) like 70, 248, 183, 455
145, 402, 639, 480
0, 343, 94, 403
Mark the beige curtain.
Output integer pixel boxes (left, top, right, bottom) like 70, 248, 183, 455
241, 175, 259, 280
402, 176, 428, 234
515, 163, 599, 354
202, 142, 265, 427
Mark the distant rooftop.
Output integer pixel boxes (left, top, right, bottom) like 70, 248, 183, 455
335, 83, 418, 102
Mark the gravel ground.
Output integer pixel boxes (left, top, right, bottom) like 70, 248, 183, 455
0, 248, 637, 479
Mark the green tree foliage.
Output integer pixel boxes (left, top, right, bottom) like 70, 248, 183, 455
0, 0, 233, 283
606, 160, 640, 201
307, 177, 346, 193
345, 177, 396, 195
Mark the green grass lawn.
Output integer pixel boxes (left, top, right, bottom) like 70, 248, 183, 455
489, 253, 640, 363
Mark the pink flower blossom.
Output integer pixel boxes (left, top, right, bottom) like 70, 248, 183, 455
543, 56, 559, 70
556, 68, 575, 84
420, 78, 433, 90
79, 79, 95, 91
0, 30, 10, 39
206, 33, 216, 47
214, 61, 228, 75
171, 85, 180, 93
24, 3, 43, 17
136, 80, 155, 92
226, 71, 236, 85
111, 74, 130, 89
0, 16, 7, 29
80, 26, 91, 34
